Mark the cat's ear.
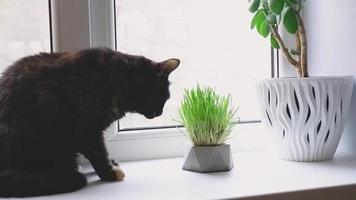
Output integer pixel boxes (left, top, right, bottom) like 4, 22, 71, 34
159, 58, 180, 76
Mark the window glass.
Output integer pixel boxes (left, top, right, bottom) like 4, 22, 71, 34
115, 0, 270, 129
0, 0, 50, 71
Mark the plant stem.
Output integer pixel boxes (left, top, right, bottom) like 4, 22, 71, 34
270, 25, 302, 76
297, 13, 308, 77
295, 30, 301, 76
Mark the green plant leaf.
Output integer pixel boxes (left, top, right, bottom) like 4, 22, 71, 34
259, 22, 270, 38
266, 14, 277, 24
178, 86, 238, 146
249, 0, 261, 13
283, 7, 298, 34
269, 0, 285, 15
250, 10, 264, 29
256, 11, 266, 31
270, 35, 280, 49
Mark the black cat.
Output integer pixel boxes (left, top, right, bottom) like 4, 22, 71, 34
0, 48, 180, 197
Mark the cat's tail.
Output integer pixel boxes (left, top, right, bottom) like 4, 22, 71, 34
0, 169, 87, 197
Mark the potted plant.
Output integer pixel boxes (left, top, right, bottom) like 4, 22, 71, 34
249, 0, 353, 161
178, 86, 238, 173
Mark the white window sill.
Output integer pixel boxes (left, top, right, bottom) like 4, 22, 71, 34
12, 150, 356, 200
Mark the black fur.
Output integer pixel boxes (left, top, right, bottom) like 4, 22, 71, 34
0, 48, 179, 197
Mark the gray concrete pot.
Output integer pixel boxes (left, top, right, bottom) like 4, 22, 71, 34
182, 144, 234, 173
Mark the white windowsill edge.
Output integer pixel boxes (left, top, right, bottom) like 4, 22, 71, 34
28, 150, 356, 200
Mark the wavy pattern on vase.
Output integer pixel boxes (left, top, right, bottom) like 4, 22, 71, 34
258, 77, 353, 161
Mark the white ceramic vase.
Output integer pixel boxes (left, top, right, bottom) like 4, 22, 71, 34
257, 77, 353, 161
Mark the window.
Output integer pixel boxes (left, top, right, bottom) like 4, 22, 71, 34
50, 0, 274, 161
115, 0, 271, 131
0, 0, 51, 71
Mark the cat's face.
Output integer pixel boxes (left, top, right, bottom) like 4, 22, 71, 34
128, 57, 180, 119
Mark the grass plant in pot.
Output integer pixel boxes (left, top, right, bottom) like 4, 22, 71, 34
249, 0, 353, 161
178, 86, 238, 173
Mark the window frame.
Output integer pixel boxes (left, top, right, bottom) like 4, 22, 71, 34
50, 0, 115, 52
50, 0, 279, 161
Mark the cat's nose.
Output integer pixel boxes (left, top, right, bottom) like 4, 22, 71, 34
153, 111, 162, 117
144, 111, 163, 119
145, 114, 155, 119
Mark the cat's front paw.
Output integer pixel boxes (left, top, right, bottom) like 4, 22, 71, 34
97, 166, 125, 181
112, 166, 125, 181
111, 159, 119, 167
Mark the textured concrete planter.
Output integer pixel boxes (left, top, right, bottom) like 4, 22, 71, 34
182, 144, 234, 173
257, 76, 353, 161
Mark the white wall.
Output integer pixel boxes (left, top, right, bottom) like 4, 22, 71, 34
281, 1, 356, 154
